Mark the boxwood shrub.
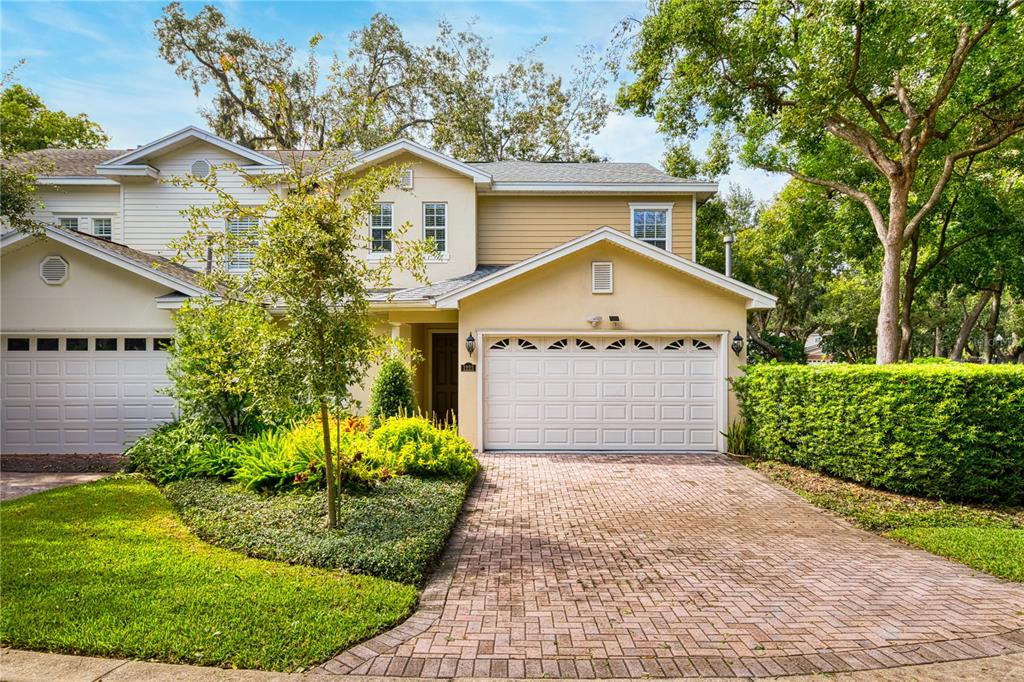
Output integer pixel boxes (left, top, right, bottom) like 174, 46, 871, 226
734, 363, 1024, 504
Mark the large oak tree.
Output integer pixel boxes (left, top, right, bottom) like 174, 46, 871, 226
618, 0, 1024, 363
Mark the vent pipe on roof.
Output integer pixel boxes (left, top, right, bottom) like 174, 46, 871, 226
723, 232, 735, 277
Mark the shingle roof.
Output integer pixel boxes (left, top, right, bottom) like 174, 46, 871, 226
4, 148, 128, 176
6, 148, 698, 185
466, 161, 698, 185
369, 265, 506, 302
61, 228, 213, 294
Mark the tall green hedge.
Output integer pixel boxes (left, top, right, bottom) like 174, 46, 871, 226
734, 363, 1024, 504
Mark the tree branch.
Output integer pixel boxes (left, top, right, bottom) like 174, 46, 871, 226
785, 168, 888, 240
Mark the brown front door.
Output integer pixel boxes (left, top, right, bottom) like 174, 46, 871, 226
431, 333, 459, 424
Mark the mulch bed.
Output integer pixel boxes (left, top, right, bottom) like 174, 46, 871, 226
0, 454, 126, 473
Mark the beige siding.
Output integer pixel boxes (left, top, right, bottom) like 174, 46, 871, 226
121, 140, 273, 258
477, 194, 694, 264
361, 152, 478, 289
1, 239, 175, 333
32, 185, 122, 242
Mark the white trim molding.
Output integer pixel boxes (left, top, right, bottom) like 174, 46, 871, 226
98, 126, 287, 170
95, 164, 159, 179
434, 226, 777, 310
35, 176, 119, 186
483, 181, 719, 194
347, 138, 492, 185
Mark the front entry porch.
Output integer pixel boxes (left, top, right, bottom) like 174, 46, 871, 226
384, 311, 459, 424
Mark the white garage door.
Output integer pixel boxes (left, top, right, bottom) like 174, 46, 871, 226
1, 335, 176, 455
483, 334, 723, 451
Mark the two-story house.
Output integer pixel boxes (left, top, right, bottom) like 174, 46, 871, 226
1, 127, 775, 456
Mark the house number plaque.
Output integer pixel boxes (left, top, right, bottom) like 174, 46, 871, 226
460, 362, 476, 372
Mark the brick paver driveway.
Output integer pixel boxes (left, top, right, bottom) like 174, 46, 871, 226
321, 454, 1024, 678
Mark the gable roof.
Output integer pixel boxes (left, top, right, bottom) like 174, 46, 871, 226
97, 126, 288, 170
1, 226, 212, 297
434, 226, 776, 310
348, 138, 493, 184
468, 161, 717, 194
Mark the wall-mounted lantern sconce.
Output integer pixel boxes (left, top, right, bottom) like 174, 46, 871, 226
731, 333, 745, 356
465, 333, 476, 356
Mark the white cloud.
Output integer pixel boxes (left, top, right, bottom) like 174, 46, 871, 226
590, 112, 665, 163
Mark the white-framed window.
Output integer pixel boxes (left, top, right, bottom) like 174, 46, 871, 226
399, 168, 414, 189
93, 218, 112, 240
630, 203, 674, 250
423, 202, 447, 255
58, 217, 79, 231
226, 216, 259, 272
370, 203, 394, 253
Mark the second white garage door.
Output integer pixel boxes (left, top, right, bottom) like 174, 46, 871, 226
483, 334, 722, 451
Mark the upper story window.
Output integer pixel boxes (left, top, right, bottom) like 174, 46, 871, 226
226, 216, 259, 272
630, 203, 673, 250
58, 217, 79, 231
93, 218, 112, 241
370, 203, 393, 253
399, 169, 414, 189
423, 202, 447, 255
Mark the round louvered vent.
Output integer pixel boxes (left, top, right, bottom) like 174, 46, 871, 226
190, 159, 211, 177
40, 256, 69, 285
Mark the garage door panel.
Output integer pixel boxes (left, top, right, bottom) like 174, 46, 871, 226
484, 334, 721, 452
1, 339, 175, 454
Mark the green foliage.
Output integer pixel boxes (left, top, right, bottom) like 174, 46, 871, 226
886, 527, 1024, 582
736, 364, 1024, 504
165, 475, 471, 585
368, 357, 417, 428
721, 420, 754, 457
1, 83, 108, 154
167, 299, 301, 435
231, 429, 321, 492
0, 476, 416, 671
124, 419, 231, 485
366, 417, 479, 480
747, 332, 807, 364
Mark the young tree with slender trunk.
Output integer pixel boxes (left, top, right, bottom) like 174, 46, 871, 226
618, 0, 1024, 363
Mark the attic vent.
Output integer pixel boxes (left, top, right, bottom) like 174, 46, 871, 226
40, 256, 69, 285
191, 159, 211, 178
399, 168, 414, 189
592, 261, 613, 294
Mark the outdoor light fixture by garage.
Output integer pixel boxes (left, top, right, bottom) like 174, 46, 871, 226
731, 333, 745, 356
465, 333, 476, 356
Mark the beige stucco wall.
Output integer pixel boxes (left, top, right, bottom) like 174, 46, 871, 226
362, 152, 478, 289
477, 194, 694, 264
454, 241, 748, 450
0, 239, 176, 333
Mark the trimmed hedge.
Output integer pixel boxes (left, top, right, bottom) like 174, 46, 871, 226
734, 363, 1024, 504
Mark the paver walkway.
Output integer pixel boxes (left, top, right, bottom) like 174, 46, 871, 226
319, 453, 1024, 678
0, 471, 107, 502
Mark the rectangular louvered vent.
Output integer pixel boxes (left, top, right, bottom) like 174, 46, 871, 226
399, 168, 414, 189
592, 261, 613, 294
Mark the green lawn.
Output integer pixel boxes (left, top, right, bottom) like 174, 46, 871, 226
165, 474, 472, 585
754, 461, 1024, 581
0, 476, 417, 671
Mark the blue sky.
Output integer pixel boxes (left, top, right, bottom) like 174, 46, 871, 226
1, 0, 785, 200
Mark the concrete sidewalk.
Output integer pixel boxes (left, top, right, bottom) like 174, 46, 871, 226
2, 649, 1024, 681
0, 471, 107, 502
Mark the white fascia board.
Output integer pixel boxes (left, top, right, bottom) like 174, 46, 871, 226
35, 176, 120, 186
100, 126, 282, 167
348, 139, 493, 184
239, 164, 290, 175
1, 226, 210, 297
95, 165, 159, 179
369, 300, 435, 310
434, 226, 776, 310
484, 181, 720, 194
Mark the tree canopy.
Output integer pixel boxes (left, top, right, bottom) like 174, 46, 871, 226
619, 0, 1024, 363
155, 4, 611, 160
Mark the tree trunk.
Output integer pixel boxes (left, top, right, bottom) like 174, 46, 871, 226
933, 326, 944, 358
982, 282, 1003, 363
319, 401, 337, 529
951, 290, 993, 361
746, 324, 784, 361
876, 238, 903, 364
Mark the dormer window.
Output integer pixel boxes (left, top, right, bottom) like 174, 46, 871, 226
630, 203, 673, 250
58, 217, 79, 231
370, 203, 394, 253
93, 218, 112, 241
